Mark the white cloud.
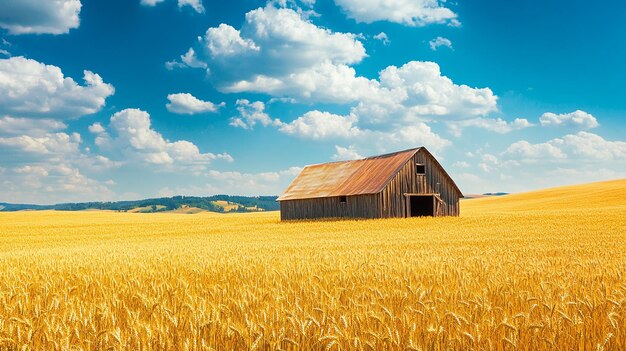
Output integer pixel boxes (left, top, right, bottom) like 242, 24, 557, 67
229, 99, 283, 129
166, 93, 224, 114
240, 5, 365, 65
224, 61, 384, 104
452, 161, 469, 168
503, 140, 567, 160
140, 0, 164, 5
355, 61, 497, 124
279, 111, 362, 139
383, 123, 451, 153
447, 117, 533, 136
334, 0, 458, 27
461, 133, 626, 194
0, 132, 81, 157
165, 48, 208, 70
332, 145, 363, 161
429, 36, 452, 50
0, 49, 10, 57
88, 122, 105, 134
0, 163, 114, 204
0, 116, 66, 136
503, 131, 626, 161
561, 131, 626, 160
0, 0, 81, 35
539, 110, 598, 129
153, 166, 302, 198
178, 5, 368, 103
0, 127, 119, 179
99, 108, 233, 169
0, 56, 114, 119
231, 101, 451, 156
477, 153, 502, 173
373, 32, 390, 45
205, 24, 259, 57
178, 0, 204, 13
226, 60, 496, 121
176, 6, 492, 116
140, 0, 205, 13
277, 110, 450, 154
160, 166, 303, 197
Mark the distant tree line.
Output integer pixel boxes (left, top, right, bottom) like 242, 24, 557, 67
0, 195, 279, 212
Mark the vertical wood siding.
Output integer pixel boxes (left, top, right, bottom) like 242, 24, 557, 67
379, 150, 459, 218
280, 194, 381, 220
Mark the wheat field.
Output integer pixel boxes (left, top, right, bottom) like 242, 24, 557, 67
0, 179, 624, 350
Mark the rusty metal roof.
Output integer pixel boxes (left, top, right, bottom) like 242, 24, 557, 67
277, 148, 421, 201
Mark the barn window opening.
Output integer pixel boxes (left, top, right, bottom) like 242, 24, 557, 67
339, 196, 347, 203
416, 163, 425, 175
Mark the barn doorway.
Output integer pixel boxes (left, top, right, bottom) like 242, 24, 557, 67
407, 195, 435, 217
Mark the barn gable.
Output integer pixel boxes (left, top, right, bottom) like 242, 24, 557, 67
278, 147, 462, 220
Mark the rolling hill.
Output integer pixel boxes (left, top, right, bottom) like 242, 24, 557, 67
463, 178, 626, 213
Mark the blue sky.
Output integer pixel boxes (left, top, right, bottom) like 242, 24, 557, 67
1, 0, 625, 204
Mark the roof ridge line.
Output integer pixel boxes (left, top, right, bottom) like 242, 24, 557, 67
302, 147, 421, 169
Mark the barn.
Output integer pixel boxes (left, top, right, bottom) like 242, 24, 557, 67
277, 147, 463, 220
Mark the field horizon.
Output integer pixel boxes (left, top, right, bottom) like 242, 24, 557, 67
0, 178, 624, 350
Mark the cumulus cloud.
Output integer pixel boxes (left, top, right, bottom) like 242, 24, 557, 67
225, 60, 496, 123
205, 24, 260, 57
88, 122, 105, 134
0, 163, 114, 204
176, 5, 492, 118
177, 5, 369, 103
332, 145, 363, 161
373, 32, 390, 45
252, 106, 449, 155
178, 0, 204, 13
0, 132, 82, 159
207, 166, 303, 195
539, 110, 598, 129
229, 99, 283, 129
157, 166, 303, 197
503, 140, 567, 160
429, 36, 453, 50
165, 48, 209, 70
0, 125, 119, 180
0, 56, 114, 119
279, 111, 362, 139
0, 0, 81, 35
447, 117, 533, 136
140, 0, 205, 13
382, 124, 451, 152
354, 61, 497, 124
503, 132, 626, 161
458, 131, 626, 193
166, 93, 224, 114
0, 116, 66, 136
225, 61, 384, 104
96, 108, 232, 169
334, 0, 458, 27
229, 99, 451, 157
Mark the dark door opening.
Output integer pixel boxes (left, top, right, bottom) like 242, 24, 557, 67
409, 195, 434, 217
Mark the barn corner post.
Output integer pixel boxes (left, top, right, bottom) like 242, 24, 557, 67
277, 147, 462, 220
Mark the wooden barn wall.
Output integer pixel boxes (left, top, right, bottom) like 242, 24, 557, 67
380, 151, 460, 217
280, 194, 381, 220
